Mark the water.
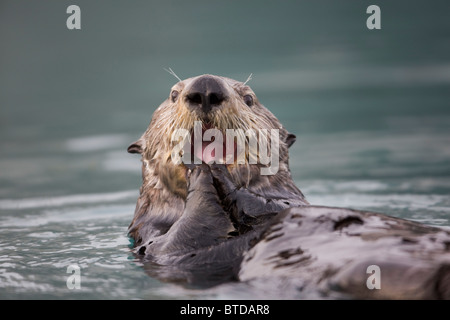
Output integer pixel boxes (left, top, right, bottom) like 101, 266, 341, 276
1, 0, 449, 299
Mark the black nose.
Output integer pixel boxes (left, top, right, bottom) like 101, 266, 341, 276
186, 76, 225, 113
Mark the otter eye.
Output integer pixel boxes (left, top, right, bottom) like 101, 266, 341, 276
243, 94, 253, 107
171, 90, 179, 102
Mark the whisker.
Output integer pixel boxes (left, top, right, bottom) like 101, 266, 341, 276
243, 73, 253, 85
164, 67, 182, 82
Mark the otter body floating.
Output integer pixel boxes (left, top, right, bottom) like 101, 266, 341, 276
128, 74, 450, 299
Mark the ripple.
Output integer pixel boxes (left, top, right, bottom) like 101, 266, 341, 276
0, 204, 134, 227
308, 193, 449, 210
0, 190, 137, 210
27, 232, 61, 238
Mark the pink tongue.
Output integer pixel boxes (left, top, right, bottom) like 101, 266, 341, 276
193, 139, 236, 164
197, 141, 216, 163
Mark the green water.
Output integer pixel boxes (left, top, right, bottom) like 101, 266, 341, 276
0, 0, 449, 299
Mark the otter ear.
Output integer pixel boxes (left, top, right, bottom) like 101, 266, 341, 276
286, 133, 296, 148
127, 140, 143, 154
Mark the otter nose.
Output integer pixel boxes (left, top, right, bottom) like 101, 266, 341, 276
186, 76, 225, 113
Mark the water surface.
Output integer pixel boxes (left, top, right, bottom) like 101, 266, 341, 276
1, 1, 449, 299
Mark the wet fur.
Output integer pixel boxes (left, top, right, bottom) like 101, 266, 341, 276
128, 75, 307, 246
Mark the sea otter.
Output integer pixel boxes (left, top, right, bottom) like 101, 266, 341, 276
128, 74, 450, 298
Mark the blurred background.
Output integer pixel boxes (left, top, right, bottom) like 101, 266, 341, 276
0, 0, 449, 299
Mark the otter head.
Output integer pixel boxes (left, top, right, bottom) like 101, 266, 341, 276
127, 74, 305, 244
